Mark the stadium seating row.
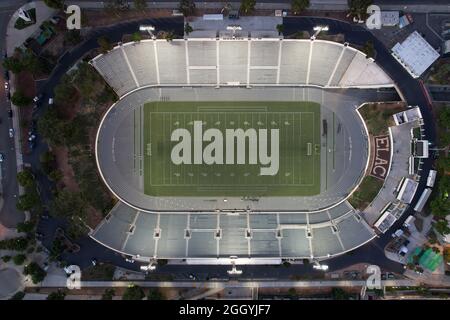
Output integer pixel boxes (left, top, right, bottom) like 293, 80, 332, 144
91, 39, 394, 97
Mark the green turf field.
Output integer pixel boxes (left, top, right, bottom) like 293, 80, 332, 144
142, 101, 321, 196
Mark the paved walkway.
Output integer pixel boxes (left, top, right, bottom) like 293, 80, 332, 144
0, 267, 22, 299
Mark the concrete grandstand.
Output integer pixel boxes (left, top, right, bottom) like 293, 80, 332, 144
89, 38, 401, 263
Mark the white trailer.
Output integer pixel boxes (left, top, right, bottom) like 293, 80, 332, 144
414, 188, 432, 212
426, 169, 437, 188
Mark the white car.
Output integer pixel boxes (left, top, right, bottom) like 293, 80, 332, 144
4, 81, 8, 90
0, 153, 4, 162
8, 128, 14, 138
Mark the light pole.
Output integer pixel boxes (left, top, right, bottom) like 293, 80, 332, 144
227, 262, 243, 275
311, 25, 329, 40
312, 260, 329, 271
226, 25, 242, 39
139, 25, 156, 39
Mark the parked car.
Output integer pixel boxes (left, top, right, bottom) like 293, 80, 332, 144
48, 97, 54, 105
4, 81, 8, 90
391, 229, 404, 238
8, 128, 14, 138
7, 109, 13, 118
4, 70, 9, 80
33, 93, 43, 103
6, 91, 10, 101
28, 133, 36, 142
0, 153, 4, 162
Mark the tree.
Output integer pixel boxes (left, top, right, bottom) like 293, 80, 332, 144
11, 91, 32, 107
331, 287, 350, 300
72, 62, 101, 98
2, 56, 24, 74
101, 288, 115, 300
1, 255, 12, 263
240, 0, 256, 14
38, 108, 66, 146
134, 0, 147, 10
54, 74, 78, 105
43, 0, 65, 9
434, 220, 450, 235
22, 52, 47, 76
438, 107, 450, 128
163, 31, 175, 42
13, 254, 26, 265
0, 237, 29, 251
51, 190, 87, 219
184, 23, 193, 35
147, 289, 163, 300
48, 169, 63, 182
97, 36, 113, 53
46, 290, 66, 300
362, 40, 375, 58
131, 32, 142, 43
63, 114, 89, 145
24, 262, 47, 284
276, 24, 284, 35
288, 288, 297, 297
64, 30, 82, 46
157, 259, 168, 266
17, 221, 35, 234
51, 190, 88, 239
179, 0, 195, 17
122, 285, 145, 300
291, 0, 310, 14
9, 291, 25, 300
17, 169, 35, 188
16, 191, 40, 211
348, 0, 372, 20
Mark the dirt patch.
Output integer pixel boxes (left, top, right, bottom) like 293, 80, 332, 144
84, 9, 173, 28
56, 91, 81, 120
15, 71, 36, 99
85, 206, 104, 229
14, 71, 36, 155
42, 33, 66, 58
52, 146, 79, 192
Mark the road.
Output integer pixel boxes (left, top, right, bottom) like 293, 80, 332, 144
0, 4, 25, 228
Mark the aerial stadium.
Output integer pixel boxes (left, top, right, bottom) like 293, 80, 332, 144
89, 37, 418, 264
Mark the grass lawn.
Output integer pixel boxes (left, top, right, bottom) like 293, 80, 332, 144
142, 101, 321, 197
348, 175, 383, 210
81, 263, 115, 281
358, 102, 406, 136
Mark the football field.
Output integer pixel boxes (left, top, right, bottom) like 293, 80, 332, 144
142, 101, 321, 196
